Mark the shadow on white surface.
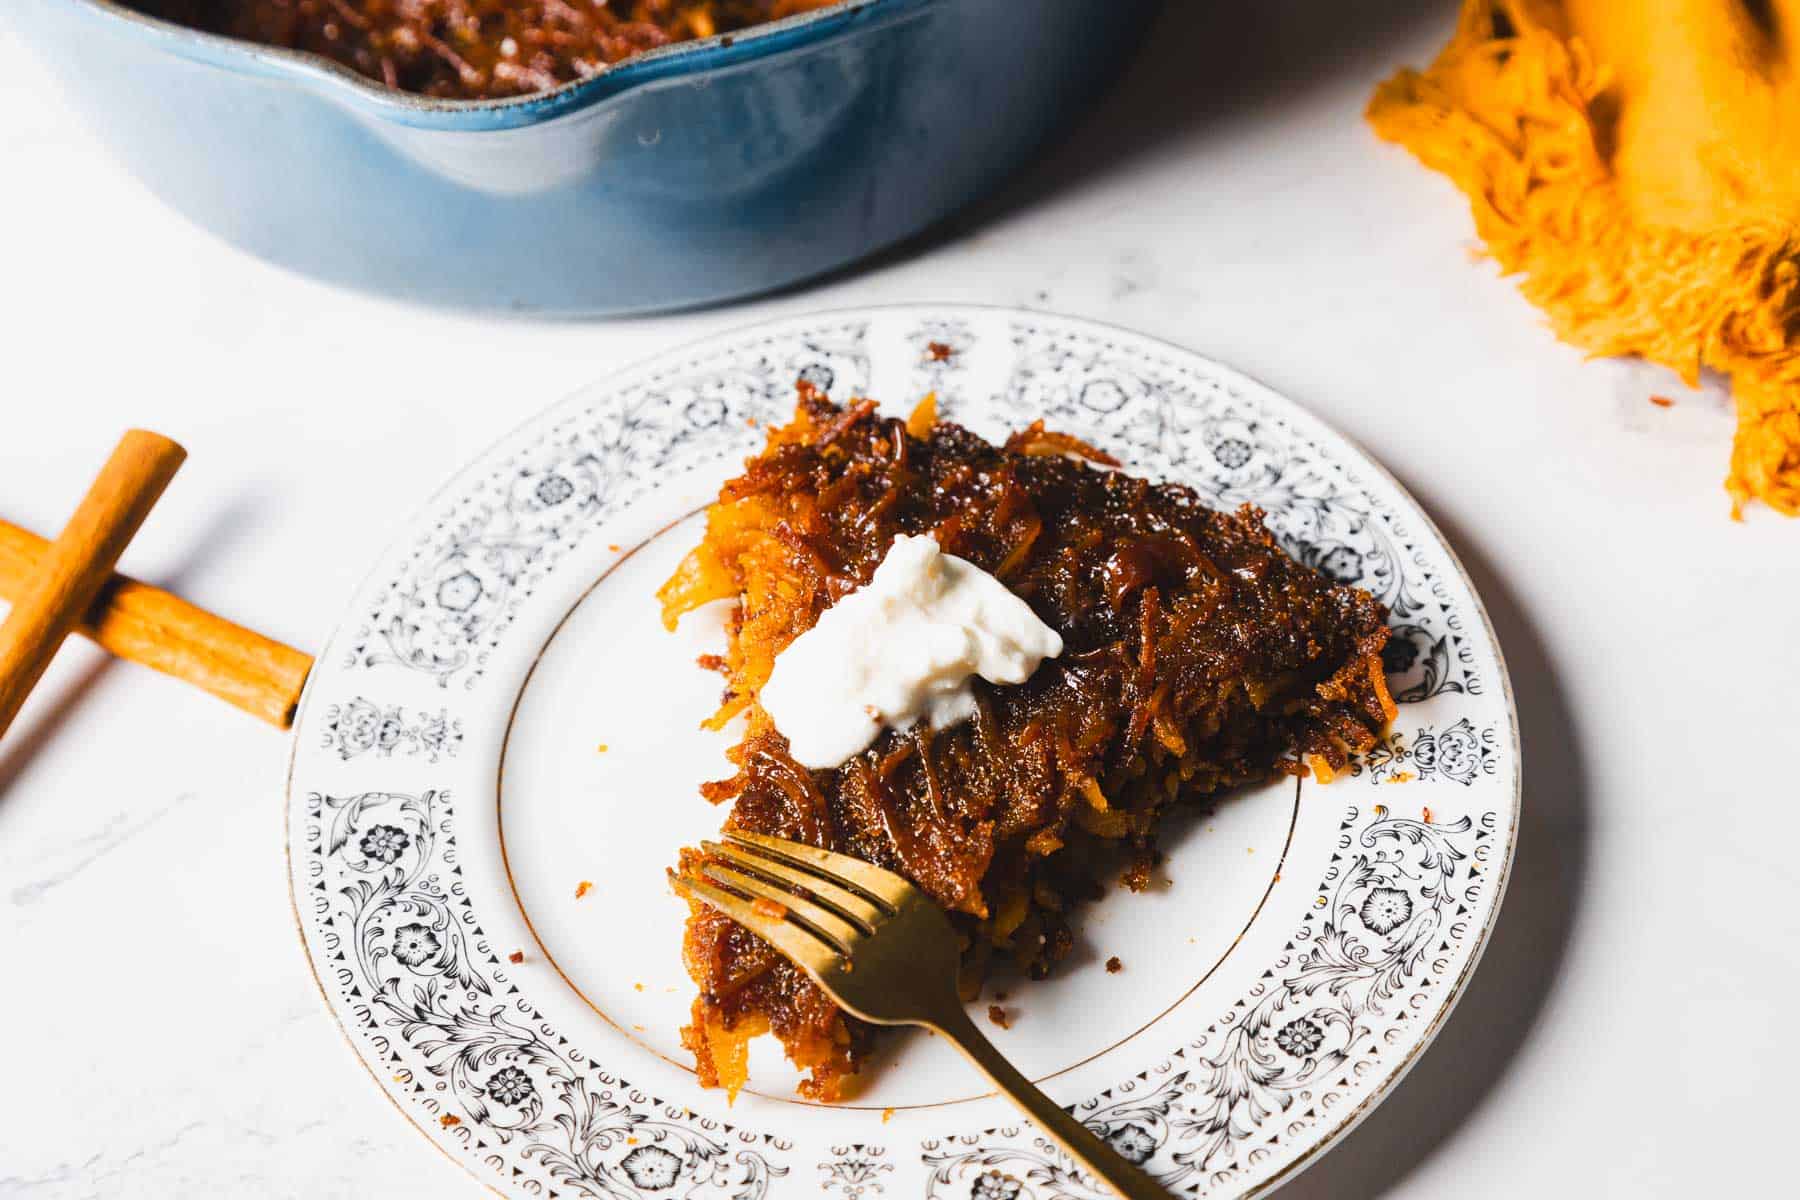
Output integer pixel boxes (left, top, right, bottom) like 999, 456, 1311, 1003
1277, 499, 1592, 1197
998, 0, 1446, 205
767, 0, 1448, 301
0, 492, 269, 799
0, 647, 117, 800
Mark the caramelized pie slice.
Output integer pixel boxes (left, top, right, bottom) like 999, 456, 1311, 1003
658, 387, 1396, 1100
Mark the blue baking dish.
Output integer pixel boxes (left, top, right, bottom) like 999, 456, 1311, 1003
9, 0, 1158, 314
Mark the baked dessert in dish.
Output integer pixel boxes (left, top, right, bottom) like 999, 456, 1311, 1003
129, 0, 840, 100
658, 385, 1397, 1100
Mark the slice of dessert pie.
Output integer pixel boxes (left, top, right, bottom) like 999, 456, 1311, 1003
657, 385, 1395, 1100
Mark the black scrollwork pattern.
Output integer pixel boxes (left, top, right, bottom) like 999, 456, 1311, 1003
322, 698, 462, 762
307, 789, 788, 1198
1355, 719, 1500, 787
993, 322, 1481, 705
915, 806, 1486, 1196
819, 1146, 894, 1198
920, 1071, 1194, 1200
1163, 806, 1474, 1187
907, 317, 976, 419
295, 312, 1514, 1199
346, 323, 871, 688
923, 1129, 1108, 1200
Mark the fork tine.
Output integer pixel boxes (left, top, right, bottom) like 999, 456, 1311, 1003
699, 861, 865, 957
723, 829, 913, 910
702, 840, 885, 932
668, 869, 843, 978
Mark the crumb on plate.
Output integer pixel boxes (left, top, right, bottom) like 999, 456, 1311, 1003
508, 950, 525, 964
440, 1113, 461, 1128
576, 880, 594, 899
987, 1004, 1011, 1029
1105, 956, 1123, 974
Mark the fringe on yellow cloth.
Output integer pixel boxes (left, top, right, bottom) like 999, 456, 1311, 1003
1368, 0, 1800, 516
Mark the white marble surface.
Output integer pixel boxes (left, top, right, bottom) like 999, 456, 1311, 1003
2, 3, 1796, 1197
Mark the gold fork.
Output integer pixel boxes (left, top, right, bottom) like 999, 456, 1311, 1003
672, 830, 1170, 1200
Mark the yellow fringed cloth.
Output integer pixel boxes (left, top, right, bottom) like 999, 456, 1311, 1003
1369, 0, 1800, 516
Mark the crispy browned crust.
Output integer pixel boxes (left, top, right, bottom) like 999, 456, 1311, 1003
662, 388, 1395, 1099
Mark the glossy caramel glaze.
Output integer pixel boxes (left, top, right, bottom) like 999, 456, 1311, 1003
661, 388, 1396, 1099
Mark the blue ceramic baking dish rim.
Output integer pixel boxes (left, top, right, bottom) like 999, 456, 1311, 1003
55, 0, 914, 130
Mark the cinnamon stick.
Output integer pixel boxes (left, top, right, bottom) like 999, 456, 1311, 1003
0, 517, 314, 730
0, 432, 190, 740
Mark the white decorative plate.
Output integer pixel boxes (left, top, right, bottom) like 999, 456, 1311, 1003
287, 306, 1519, 1199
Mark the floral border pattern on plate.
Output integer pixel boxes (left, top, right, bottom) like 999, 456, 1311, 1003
290, 308, 1517, 1200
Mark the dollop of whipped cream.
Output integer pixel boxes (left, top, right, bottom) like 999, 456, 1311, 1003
759, 534, 1064, 770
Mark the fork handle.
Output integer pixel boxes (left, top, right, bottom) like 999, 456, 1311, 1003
928, 1006, 1171, 1200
